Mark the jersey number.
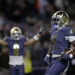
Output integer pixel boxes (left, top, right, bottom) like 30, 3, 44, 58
52, 40, 56, 50
13, 44, 20, 56
52, 35, 57, 51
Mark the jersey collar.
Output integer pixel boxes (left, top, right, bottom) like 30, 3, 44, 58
58, 26, 65, 30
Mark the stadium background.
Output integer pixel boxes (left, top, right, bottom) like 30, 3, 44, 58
0, 0, 75, 75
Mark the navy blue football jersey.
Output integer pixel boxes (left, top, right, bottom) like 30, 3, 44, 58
4, 37, 27, 56
51, 26, 75, 54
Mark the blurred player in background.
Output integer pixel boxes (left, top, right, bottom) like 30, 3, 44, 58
24, 49, 32, 75
0, 27, 41, 75
44, 11, 75, 75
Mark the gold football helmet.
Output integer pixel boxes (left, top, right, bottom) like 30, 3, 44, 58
10, 27, 22, 40
51, 11, 69, 29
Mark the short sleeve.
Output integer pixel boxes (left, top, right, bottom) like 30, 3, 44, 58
23, 37, 27, 42
4, 37, 9, 43
65, 27, 75, 42
66, 27, 75, 36
21, 36, 27, 43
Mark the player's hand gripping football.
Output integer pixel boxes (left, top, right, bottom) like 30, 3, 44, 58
59, 48, 74, 60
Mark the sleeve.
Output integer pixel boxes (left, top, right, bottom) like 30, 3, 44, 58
65, 27, 75, 42
22, 37, 27, 43
4, 37, 9, 43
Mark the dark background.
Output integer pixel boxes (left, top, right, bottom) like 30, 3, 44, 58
0, 0, 75, 75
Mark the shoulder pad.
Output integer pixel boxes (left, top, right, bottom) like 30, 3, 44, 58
4, 37, 10, 40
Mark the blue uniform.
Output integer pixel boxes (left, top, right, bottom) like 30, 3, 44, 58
51, 27, 72, 54
45, 26, 75, 75
4, 36, 27, 75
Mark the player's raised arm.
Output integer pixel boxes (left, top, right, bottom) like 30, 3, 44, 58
24, 33, 41, 45
24, 26, 43, 45
0, 39, 8, 45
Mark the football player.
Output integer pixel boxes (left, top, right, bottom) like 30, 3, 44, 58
44, 11, 75, 75
0, 27, 41, 75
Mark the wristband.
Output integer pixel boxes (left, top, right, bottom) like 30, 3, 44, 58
33, 35, 39, 41
69, 54, 73, 58
46, 54, 50, 57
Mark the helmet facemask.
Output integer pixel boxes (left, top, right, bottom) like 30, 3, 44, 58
51, 18, 60, 30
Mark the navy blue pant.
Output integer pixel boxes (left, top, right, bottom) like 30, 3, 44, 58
10, 65, 24, 75
45, 59, 68, 75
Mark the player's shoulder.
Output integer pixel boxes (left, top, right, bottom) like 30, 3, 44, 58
59, 26, 72, 32
4, 36, 11, 40
63, 26, 71, 30
60, 26, 75, 35
20, 35, 26, 39
20, 35, 27, 41
4, 36, 12, 42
